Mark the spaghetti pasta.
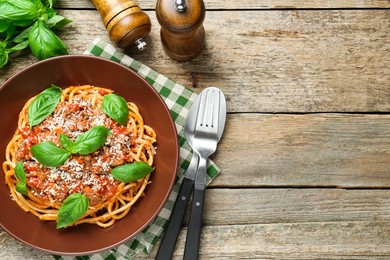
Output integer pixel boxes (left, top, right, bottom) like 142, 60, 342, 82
2, 85, 157, 228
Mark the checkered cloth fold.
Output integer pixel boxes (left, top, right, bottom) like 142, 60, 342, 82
54, 39, 220, 260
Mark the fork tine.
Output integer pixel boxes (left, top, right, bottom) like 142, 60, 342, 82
199, 88, 220, 129
196, 90, 207, 127
211, 89, 220, 128
203, 89, 213, 127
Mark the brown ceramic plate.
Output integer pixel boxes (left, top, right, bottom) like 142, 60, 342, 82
0, 55, 179, 256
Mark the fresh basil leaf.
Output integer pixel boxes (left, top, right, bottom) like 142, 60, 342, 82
102, 93, 129, 125
12, 19, 34, 27
27, 84, 62, 127
71, 126, 110, 155
0, 50, 8, 69
57, 193, 89, 229
31, 141, 71, 167
43, 7, 56, 20
30, 0, 44, 10
16, 182, 28, 195
6, 39, 28, 53
111, 162, 154, 183
5, 25, 17, 40
46, 15, 72, 30
60, 133, 74, 152
0, 0, 39, 22
14, 162, 27, 183
14, 162, 28, 195
0, 20, 9, 33
0, 20, 14, 34
12, 26, 31, 43
28, 20, 68, 60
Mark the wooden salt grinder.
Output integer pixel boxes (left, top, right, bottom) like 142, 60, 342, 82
91, 0, 151, 50
156, 0, 206, 61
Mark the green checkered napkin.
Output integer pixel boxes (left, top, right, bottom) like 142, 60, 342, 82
53, 39, 220, 260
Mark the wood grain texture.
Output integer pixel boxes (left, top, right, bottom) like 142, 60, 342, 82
141, 188, 390, 259
2, 221, 389, 259
156, 221, 390, 259
193, 188, 390, 226
1, 188, 389, 258
1, 10, 389, 113
0, 1, 388, 259
141, 10, 390, 113
212, 113, 390, 187
55, 0, 390, 10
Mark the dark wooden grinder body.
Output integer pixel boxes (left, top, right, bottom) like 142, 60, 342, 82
156, 0, 206, 61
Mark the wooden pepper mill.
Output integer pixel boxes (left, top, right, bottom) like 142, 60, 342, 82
91, 0, 151, 50
156, 0, 206, 61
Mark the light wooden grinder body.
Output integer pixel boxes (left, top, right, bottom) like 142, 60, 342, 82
91, 0, 151, 50
156, 0, 205, 61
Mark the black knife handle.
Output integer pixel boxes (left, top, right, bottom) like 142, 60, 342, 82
183, 186, 205, 260
156, 177, 194, 260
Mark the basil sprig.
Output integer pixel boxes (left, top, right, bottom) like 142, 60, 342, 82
31, 126, 110, 167
27, 85, 62, 128
14, 162, 28, 195
102, 93, 129, 125
0, 0, 72, 68
111, 161, 154, 183
57, 193, 89, 229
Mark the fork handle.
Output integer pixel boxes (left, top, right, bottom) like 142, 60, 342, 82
184, 186, 205, 260
156, 177, 194, 260
184, 157, 207, 260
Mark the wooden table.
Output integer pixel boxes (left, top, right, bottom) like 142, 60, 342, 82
1, 1, 389, 259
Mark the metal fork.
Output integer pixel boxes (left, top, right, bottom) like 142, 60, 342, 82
183, 88, 224, 260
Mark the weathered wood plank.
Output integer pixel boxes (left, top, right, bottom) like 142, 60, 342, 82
0, 232, 53, 260
211, 113, 390, 188
157, 221, 390, 259
1, 188, 389, 259
2, 10, 388, 113
55, 0, 390, 10
201, 188, 390, 225
3, 221, 390, 259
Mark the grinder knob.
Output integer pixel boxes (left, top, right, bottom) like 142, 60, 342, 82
156, 0, 206, 61
91, 0, 151, 50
